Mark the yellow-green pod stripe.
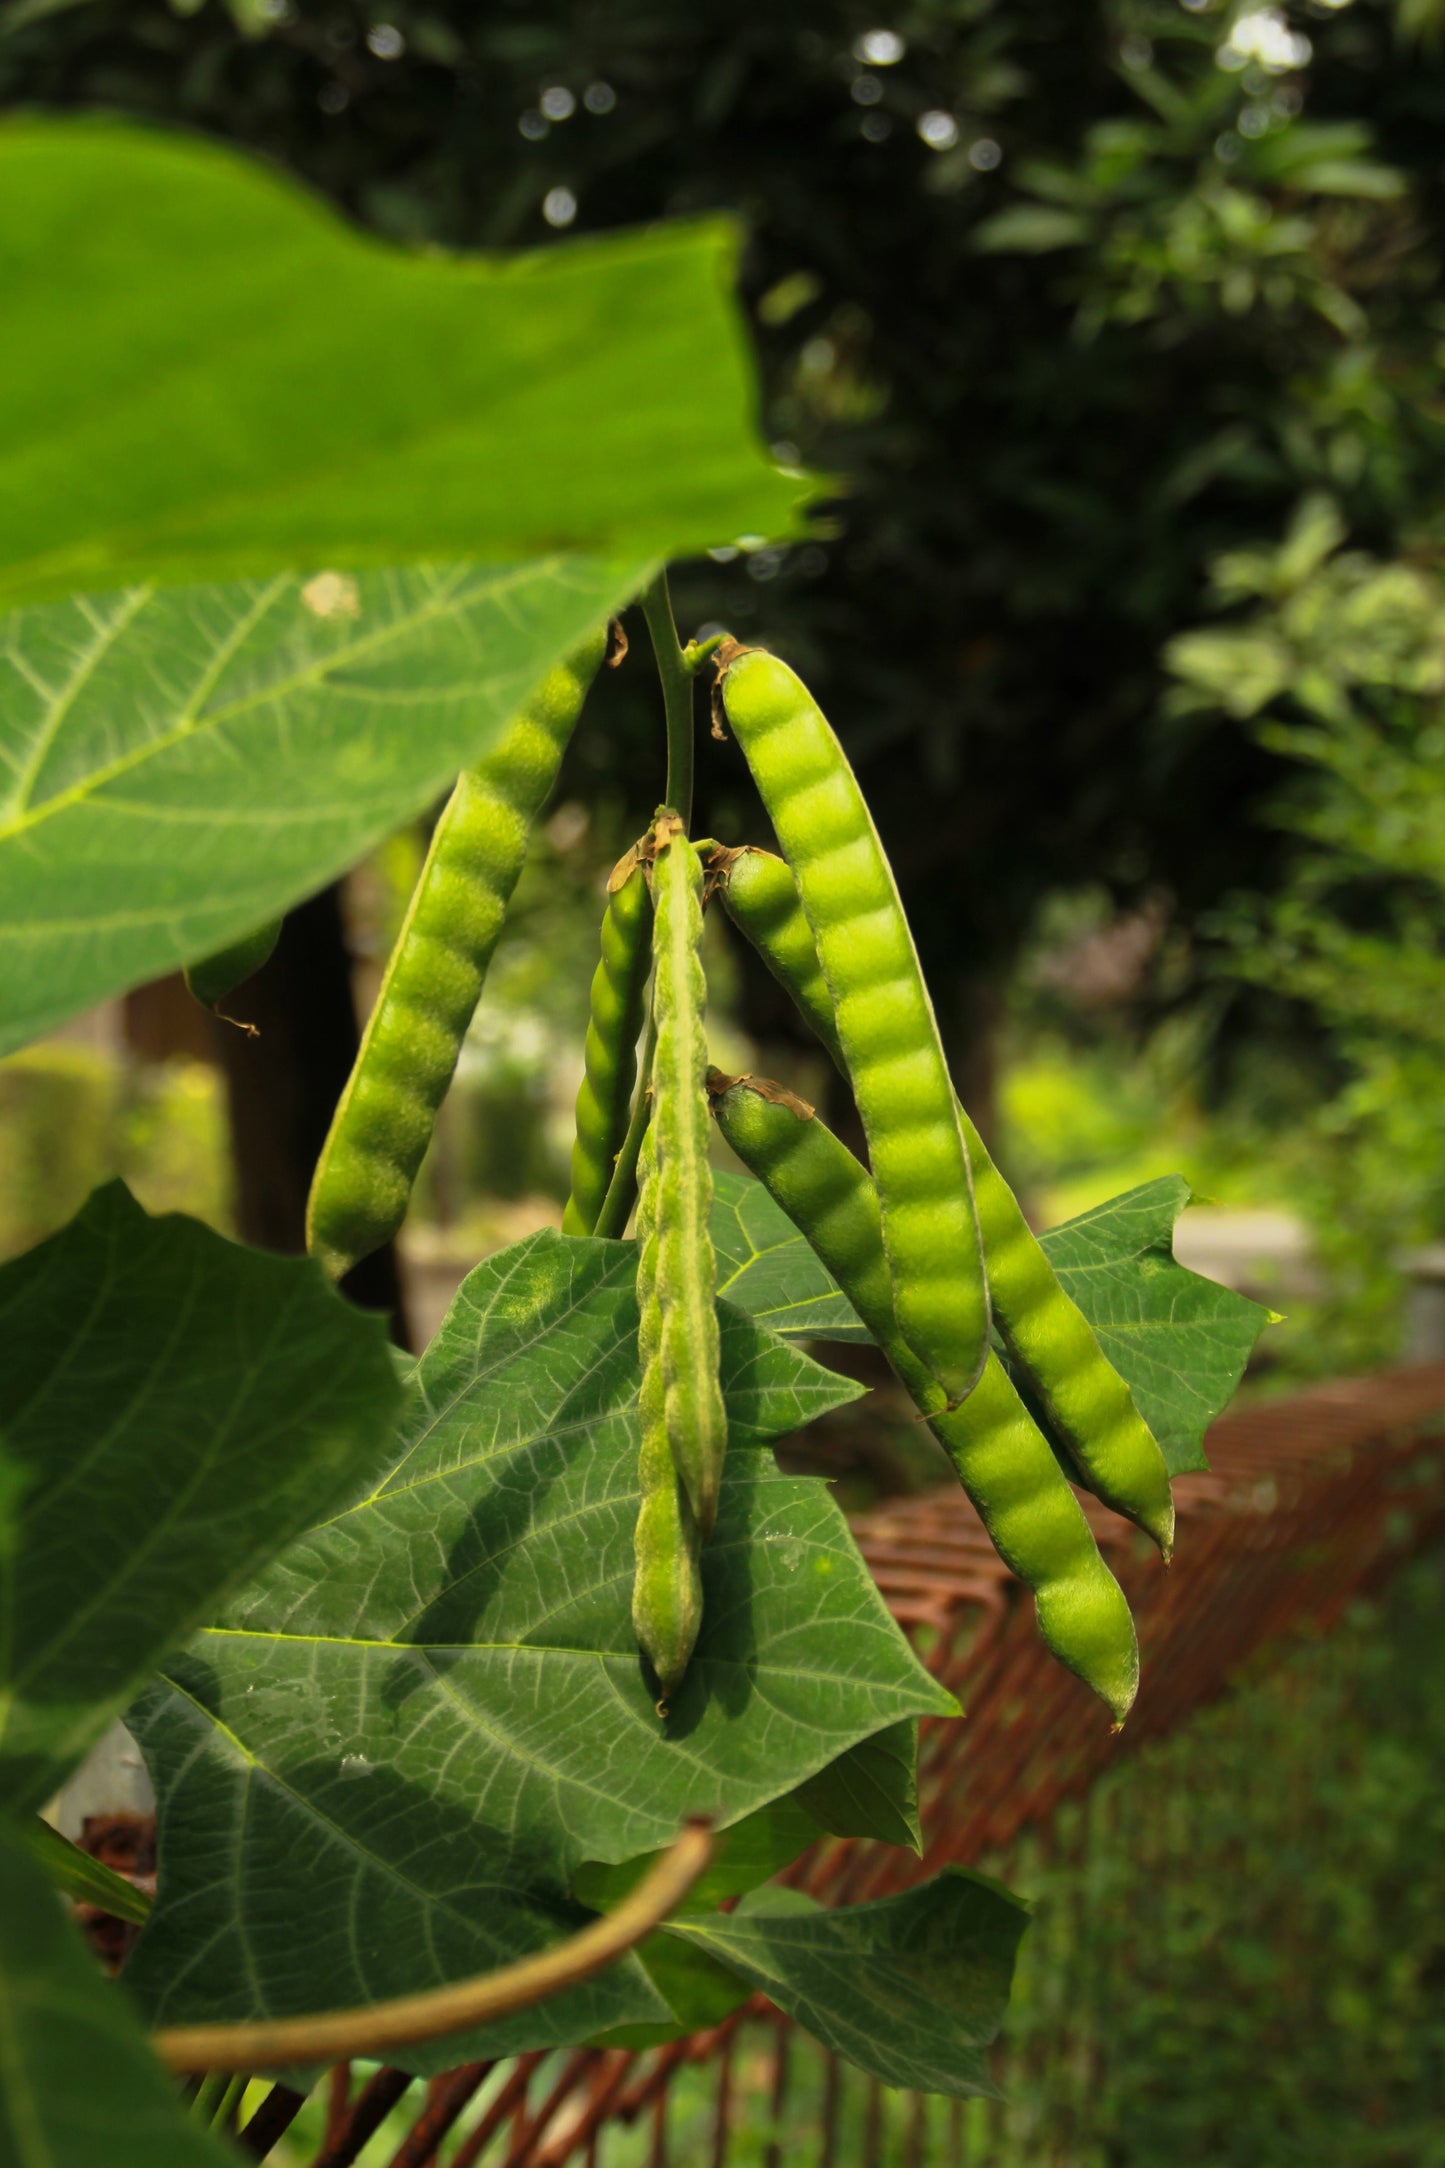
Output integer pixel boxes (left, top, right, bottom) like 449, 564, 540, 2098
631, 1126, 704, 1712
307, 631, 605, 1280
562, 847, 654, 1236
715, 645, 987, 1407
714, 845, 1174, 1556
647, 812, 728, 1543
708, 1072, 1138, 1722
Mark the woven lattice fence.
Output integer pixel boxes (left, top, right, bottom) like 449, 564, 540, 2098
107, 1364, 1445, 2165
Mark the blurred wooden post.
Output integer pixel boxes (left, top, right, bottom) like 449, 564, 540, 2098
818, 2053, 840, 2168
710, 2034, 733, 2168
210, 886, 411, 1346
762, 2021, 791, 2168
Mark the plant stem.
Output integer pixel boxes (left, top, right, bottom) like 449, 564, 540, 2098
592, 1012, 657, 1240
213, 2074, 250, 2132
192, 2072, 231, 2124
594, 569, 699, 1241
153, 1821, 713, 2075
642, 571, 695, 829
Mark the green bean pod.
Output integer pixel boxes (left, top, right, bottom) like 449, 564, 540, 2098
645, 811, 728, 1544
562, 845, 654, 1236
630, 1126, 704, 1714
711, 842, 1174, 1556
708, 1071, 1139, 1721
184, 916, 284, 1023
307, 630, 605, 1281
708, 840, 839, 1061
952, 1101, 1174, 1556
714, 644, 988, 1407
708, 845, 834, 1045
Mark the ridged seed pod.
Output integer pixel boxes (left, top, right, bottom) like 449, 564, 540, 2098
714, 645, 988, 1408
306, 630, 605, 1281
709, 1070, 1139, 1722
629, 813, 727, 1712
711, 840, 1174, 1556
630, 1126, 705, 1714
562, 844, 653, 1236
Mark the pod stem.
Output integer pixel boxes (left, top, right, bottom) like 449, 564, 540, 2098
642, 571, 695, 831
593, 1009, 658, 1239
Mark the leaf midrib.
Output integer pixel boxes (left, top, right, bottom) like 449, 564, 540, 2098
154, 1673, 577, 1963
2, 586, 150, 822
0, 560, 549, 844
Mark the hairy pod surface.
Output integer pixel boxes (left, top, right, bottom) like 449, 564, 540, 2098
646, 813, 728, 1546
562, 846, 654, 1236
709, 1073, 1139, 1721
307, 631, 605, 1280
715, 646, 988, 1406
630, 1128, 704, 1711
712, 843, 1174, 1555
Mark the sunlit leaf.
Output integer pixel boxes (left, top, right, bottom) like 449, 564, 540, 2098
0, 117, 802, 606
1041, 1177, 1272, 1476
0, 559, 639, 1052
710, 1169, 867, 1342
126, 1233, 952, 2071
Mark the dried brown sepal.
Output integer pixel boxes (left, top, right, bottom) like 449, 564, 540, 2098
705, 1067, 815, 1122
699, 841, 745, 905
606, 842, 642, 895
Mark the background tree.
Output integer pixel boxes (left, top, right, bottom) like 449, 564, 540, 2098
4, 0, 1440, 1149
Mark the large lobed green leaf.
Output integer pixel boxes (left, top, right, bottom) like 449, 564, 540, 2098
0, 117, 802, 607
582, 1844, 1026, 2092
1039, 1176, 1271, 1476
792, 1716, 920, 1850
711, 1169, 868, 1343
670, 1872, 1028, 2098
125, 1232, 952, 2071
0, 1818, 232, 2168
0, 559, 645, 1053
0, 1183, 400, 1815
715, 1170, 1269, 1476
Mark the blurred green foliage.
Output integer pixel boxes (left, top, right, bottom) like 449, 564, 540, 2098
0, 1048, 230, 1260
7, 0, 1445, 1370
990, 1537, 1445, 2165
4, 0, 1442, 1066
1164, 493, 1445, 1372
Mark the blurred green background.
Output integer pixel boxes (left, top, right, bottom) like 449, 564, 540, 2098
10, 0, 1445, 1382
196, 1544, 1445, 2165
6, 0, 1445, 2154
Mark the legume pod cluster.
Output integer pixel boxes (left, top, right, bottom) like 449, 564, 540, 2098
709, 640, 1177, 1719
300, 599, 1173, 1724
